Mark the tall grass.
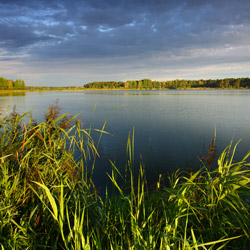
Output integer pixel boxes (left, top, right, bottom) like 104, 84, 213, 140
0, 105, 250, 249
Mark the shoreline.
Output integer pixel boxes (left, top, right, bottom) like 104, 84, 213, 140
0, 87, 248, 93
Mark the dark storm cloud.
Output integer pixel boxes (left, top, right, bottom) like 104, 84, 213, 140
0, 0, 250, 76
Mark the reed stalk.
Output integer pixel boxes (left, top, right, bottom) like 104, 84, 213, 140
0, 106, 249, 249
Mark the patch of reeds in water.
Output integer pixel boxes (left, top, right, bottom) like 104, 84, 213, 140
0, 104, 250, 249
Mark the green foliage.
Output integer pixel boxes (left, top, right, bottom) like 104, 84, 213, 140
0, 107, 250, 249
84, 77, 250, 90
0, 104, 98, 248
0, 77, 26, 90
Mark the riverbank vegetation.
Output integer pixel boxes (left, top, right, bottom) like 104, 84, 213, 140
2, 76, 250, 92
84, 77, 250, 90
1, 106, 250, 249
25, 86, 85, 91
0, 77, 26, 90
0, 76, 84, 91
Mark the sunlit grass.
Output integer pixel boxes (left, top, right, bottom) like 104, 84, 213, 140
0, 105, 250, 249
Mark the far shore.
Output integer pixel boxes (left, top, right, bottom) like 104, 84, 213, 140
0, 87, 248, 94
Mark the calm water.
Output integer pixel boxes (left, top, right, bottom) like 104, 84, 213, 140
1, 90, 250, 188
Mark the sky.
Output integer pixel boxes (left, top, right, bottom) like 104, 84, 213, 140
0, 0, 250, 86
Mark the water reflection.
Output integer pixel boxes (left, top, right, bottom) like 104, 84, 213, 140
1, 90, 250, 188
0, 91, 26, 97
84, 89, 250, 96
0, 92, 26, 115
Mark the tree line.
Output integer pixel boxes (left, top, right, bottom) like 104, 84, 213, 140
0, 77, 26, 90
84, 78, 250, 89
2, 76, 250, 90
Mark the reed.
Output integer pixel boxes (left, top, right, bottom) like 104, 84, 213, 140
0, 106, 250, 249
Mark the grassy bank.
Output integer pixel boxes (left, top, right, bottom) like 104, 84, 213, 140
1, 105, 250, 249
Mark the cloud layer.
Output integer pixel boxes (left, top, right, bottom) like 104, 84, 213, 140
0, 0, 250, 85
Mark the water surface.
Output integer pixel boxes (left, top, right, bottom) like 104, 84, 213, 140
1, 89, 250, 188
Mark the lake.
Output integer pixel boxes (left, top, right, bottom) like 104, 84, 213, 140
1, 89, 250, 188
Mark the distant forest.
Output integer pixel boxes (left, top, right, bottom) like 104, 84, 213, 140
84, 77, 250, 89
0, 77, 26, 90
1, 76, 250, 90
